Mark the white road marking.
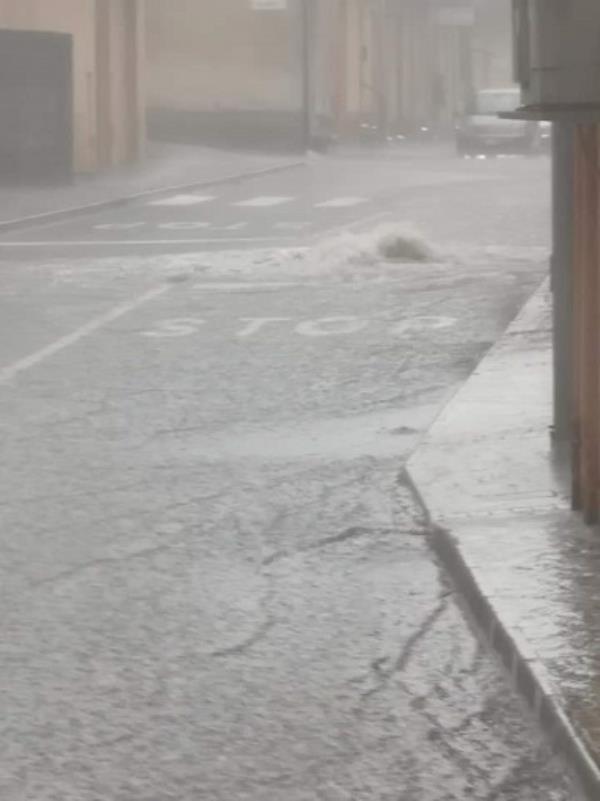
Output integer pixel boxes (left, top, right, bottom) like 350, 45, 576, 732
94, 222, 249, 233
314, 210, 394, 242
235, 196, 294, 208
138, 313, 460, 340
94, 222, 147, 231
236, 317, 293, 338
142, 318, 206, 338
391, 316, 457, 336
0, 285, 170, 384
273, 221, 311, 231
91, 221, 297, 233
314, 197, 368, 208
0, 238, 291, 247
193, 281, 308, 291
158, 222, 212, 230
147, 194, 215, 207
296, 317, 369, 337
220, 222, 249, 231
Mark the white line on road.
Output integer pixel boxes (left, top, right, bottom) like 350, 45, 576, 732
313, 210, 394, 242
273, 221, 311, 231
158, 222, 212, 230
220, 222, 249, 231
94, 222, 147, 230
0, 284, 171, 385
192, 281, 309, 291
314, 197, 368, 208
234, 196, 294, 207
147, 194, 216, 207
0, 237, 292, 247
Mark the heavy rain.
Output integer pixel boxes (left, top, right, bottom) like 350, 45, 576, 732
0, 1, 598, 799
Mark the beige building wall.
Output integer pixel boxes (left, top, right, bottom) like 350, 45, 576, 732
310, 0, 340, 137
332, 0, 379, 135
473, 0, 513, 89
353, 1, 377, 117
386, 1, 435, 134
146, 0, 300, 114
383, 1, 477, 136
99, 0, 146, 167
108, 1, 132, 165
0, 0, 145, 173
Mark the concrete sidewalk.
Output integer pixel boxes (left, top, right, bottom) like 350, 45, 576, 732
0, 142, 303, 229
408, 281, 600, 800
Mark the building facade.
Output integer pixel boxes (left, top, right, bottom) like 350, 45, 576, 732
145, 0, 499, 151
0, 0, 145, 179
472, 0, 513, 90
146, 0, 307, 150
329, 0, 500, 142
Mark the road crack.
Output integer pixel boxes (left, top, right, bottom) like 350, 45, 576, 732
210, 619, 275, 658
262, 526, 388, 566
31, 544, 174, 588
392, 596, 450, 673
359, 596, 450, 701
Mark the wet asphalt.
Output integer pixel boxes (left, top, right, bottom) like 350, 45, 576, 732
0, 147, 585, 799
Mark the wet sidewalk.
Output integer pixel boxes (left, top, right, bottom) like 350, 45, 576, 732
408, 281, 600, 799
0, 142, 303, 228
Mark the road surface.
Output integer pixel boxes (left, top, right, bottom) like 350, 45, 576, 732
0, 147, 583, 799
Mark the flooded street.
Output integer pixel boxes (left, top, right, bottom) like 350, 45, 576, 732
0, 148, 584, 798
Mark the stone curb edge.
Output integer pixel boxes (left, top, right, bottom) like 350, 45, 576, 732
403, 474, 600, 800
428, 525, 600, 800
0, 160, 305, 234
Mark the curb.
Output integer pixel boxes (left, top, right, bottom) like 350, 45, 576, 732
0, 160, 305, 234
404, 295, 600, 801
426, 524, 600, 801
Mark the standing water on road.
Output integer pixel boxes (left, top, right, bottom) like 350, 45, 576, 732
0, 2, 588, 799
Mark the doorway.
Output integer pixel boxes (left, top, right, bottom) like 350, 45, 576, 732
0, 29, 73, 183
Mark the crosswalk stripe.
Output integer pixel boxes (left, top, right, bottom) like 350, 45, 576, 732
148, 194, 216, 207
235, 196, 294, 207
94, 222, 146, 230
220, 222, 249, 231
158, 221, 212, 230
314, 197, 368, 208
273, 221, 311, 231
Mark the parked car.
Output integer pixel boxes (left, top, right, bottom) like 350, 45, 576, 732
456, 88, 547, 156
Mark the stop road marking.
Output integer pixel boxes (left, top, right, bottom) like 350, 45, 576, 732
140, 315, 457, 339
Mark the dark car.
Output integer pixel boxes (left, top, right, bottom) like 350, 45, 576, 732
456, 88, 549, 156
